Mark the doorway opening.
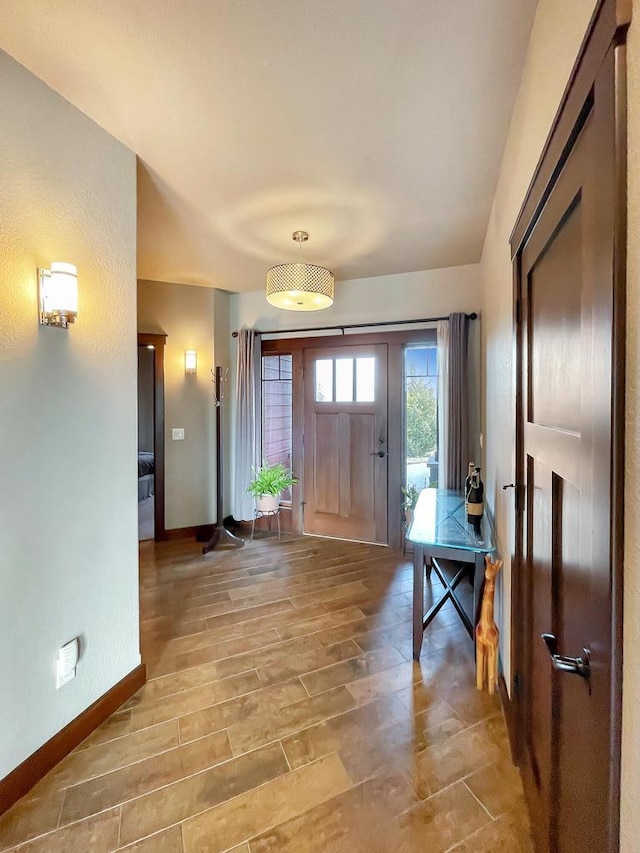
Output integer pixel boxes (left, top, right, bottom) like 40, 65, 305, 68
137, 344, 155, 541
137, 333, 166, 541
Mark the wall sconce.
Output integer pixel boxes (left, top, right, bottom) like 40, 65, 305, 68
185, 350, 197, 375
39, 262, 78, 328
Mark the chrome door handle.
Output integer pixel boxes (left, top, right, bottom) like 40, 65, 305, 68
541, 633, 591, 680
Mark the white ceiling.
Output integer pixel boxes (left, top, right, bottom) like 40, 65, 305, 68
0, 0, 537, 292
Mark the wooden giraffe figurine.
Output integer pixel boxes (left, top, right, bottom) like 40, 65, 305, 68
475, 554, 502, 695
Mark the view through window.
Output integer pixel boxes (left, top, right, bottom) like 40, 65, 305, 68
404, 345, 438, 491
261, 354, 293, 501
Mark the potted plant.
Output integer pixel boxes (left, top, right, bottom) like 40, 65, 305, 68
401, 484, 420, 527
247, 461, 298, 513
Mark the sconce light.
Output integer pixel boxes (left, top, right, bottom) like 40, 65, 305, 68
38, 262, 78, 328
185, 350, 197, 375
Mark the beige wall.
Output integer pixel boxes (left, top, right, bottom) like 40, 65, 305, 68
0, 51, 139, 777
480, 0, 640, 847
231, 264, 481, 333
137, 280, 217, 530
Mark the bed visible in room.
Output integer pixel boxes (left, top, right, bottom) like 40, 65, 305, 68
138, 451, 154, 500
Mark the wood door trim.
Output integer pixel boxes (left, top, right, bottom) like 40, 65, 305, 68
510, 1, 628, 848
138, 333, 167, 541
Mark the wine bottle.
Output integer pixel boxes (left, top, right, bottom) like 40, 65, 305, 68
467, 467, 484, 531
464, 462, 475, 514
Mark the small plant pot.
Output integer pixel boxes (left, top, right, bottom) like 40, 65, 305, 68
256, 494, 279, 514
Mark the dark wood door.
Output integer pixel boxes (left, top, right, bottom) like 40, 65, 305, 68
303, 344, 388, 543
514, 40, 623, 853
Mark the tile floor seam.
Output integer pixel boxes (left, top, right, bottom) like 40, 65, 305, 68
115, 803, 123, 849
57, 741, 287, 830
194, 751, 355, 853
129, 682, 265, 730
461, 778, 497, 821
133, 750, 344, 847
441, 811, 496, 853
226, 694, 368, 758
273, 648, 363, 684
299, 675, 313, 698
44, 740, 185, 794
278, 740, 293, 773
301, 652, 411, 697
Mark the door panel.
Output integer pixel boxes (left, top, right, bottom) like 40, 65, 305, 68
303, 344, 388, 543
313, 413, 340, 514
516, 46, 619, 853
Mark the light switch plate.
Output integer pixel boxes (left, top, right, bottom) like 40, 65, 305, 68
172, 428, 185, 441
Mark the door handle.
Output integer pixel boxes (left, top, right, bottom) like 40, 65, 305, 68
369, 450, 387, 458
541, 633, 591, 680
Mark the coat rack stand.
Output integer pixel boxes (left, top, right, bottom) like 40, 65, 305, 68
203, 366, 244, 554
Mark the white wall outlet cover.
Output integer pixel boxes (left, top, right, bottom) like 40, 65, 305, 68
56, 637, 79, 689
172, 428, 185, 440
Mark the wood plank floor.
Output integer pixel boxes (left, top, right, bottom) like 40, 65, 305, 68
0, 534, 533, 852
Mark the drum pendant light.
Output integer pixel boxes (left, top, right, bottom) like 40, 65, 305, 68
266, 231, 334, 311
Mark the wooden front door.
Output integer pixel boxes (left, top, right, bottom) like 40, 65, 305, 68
303, 344, 388, 543
512, 6, 626, 850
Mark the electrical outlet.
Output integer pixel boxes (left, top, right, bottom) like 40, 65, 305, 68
172, 428, 185, 440
57, 638, 79, 689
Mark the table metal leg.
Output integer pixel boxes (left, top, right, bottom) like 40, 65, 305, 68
413, 543, 425, 660
473, 551, 486, 627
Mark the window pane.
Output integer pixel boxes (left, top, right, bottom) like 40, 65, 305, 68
356, 357, 375, 402
405, 348, 427, 376
262, 355, 280, 380
404, 346, 438, 492
315, 359, 333, 402
335, 358, 354, 402
279, 355, 293, 379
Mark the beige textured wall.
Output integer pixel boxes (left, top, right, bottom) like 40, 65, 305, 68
622, 2, 640, 847
231, 263, 481, 333
480, 0, 598, 690
137, 280, 216, 530
481, 0, 640, 847
0, 51, 139, 777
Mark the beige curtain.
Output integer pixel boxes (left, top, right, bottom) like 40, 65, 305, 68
444, 313, 469, 491
232, 328, 258, 520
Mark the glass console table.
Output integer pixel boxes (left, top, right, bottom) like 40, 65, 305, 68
407, 489, 495, 660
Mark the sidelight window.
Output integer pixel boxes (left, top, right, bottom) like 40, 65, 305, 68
261, 354, 293, 501
404, 345, 438, 490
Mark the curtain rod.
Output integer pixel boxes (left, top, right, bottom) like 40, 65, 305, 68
231, 312, 478, 338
